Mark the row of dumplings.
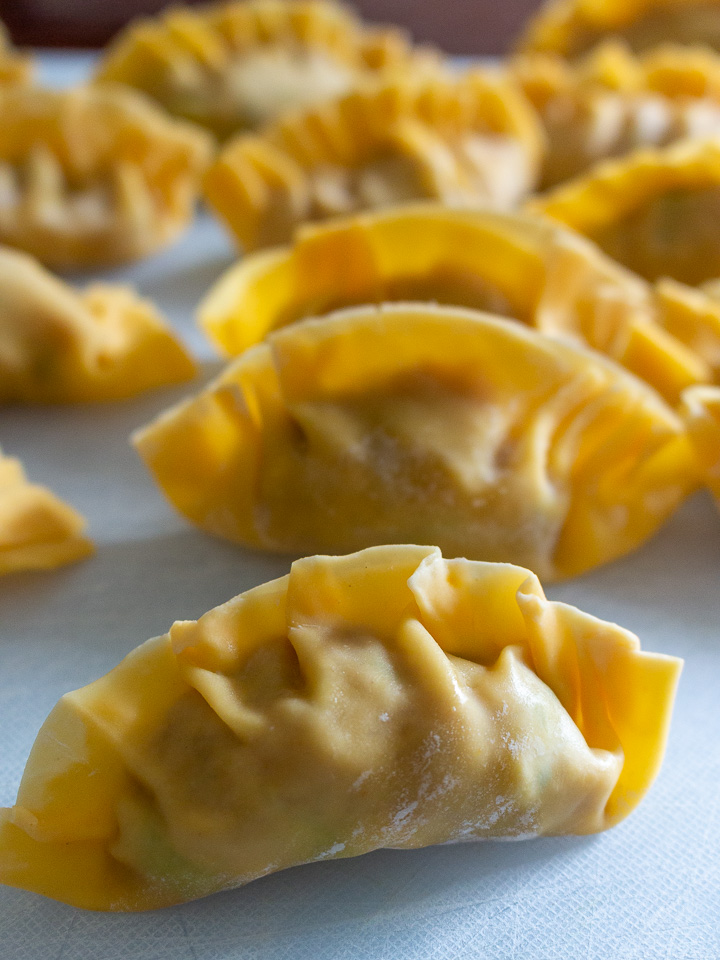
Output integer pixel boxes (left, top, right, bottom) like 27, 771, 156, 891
3, 0, 720, 913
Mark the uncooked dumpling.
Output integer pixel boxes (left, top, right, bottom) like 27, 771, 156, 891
0, 544, 682, 909
135, 303, 696, 581
0, 245, 196, 403
0, 448, 93, 574
0, 84, 212, 268
95, 0, 434, 139
203, 72, 543, 250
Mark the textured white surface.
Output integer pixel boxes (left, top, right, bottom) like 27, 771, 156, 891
1, 52, 720, 960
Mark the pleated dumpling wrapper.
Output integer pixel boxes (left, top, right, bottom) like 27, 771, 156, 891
0, 544, 683, 910
0, 84, 212, 268
518, 0, 720, 58
0, 448, 92, 574
0, 246, 195, 403
94, 0, 434, 140
512, 41, 720, 188
680, 384, 720, 502
529, 138, 720, 286
198, 204, 713, 403
135, 304, 697, 581
0, 21, 33, 87
203, 71, 543, 251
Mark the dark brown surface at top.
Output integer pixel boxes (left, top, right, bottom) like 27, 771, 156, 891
0, 0, 543, 53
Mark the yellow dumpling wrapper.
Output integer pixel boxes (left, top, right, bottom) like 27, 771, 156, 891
529, 137, 720, 286
198, 204, 711, 403
680, 383, 720, 501
0, 21, 33, 88
0, 84, 212, 268
512, 42, 720, 188
0, 246, 196, 403
135, 303, 696, 581
203, 72, 544, 251
95, 0, 434, 140
0, 448, 93, 574
518, 0, 720, 59
0, 544, 683, 910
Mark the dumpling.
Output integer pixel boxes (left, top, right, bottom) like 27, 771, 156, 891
680, 384, 720, 502
0, 21, 32, 87
203, 72, 544, 250
529, 138, 720, 285
0, 544, 682, 910
0, 448, 92, 574
512, 42, 720, 188
0, 84, 212, 268
94, 0, 434, 139
0, 245, 196, 403
518, 0, 720, 58
134, 303, 696, 581
197, 204, 710, 402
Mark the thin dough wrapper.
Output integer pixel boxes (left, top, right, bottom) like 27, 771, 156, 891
0, 22, 33, 87
135, 304, 696, 580
0, 545, 682, 910
203, 73, 544, 251
519, 0, 720, 58
529, 138, 720, 285
95, 0, 433, 140
680, 383, 720, 501
0, 448, 93, 574
0, 84, 212, 268
198, 204, 711, 403
512, 42, 720, 187
0, 246, 196, 403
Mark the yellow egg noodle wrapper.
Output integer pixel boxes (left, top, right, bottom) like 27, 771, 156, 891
0, 544, 682, 910
135, 303, 696, 581
529, 137, 720, 286
0, 84, 212, 268
198, 204, 715, 403
0, 20, 33, 87
680, 383, 720, 501
519, 0, 720, 58
203, 72, 544, 251
512, 41, 720, 187
0, 246, 196, 403
95, 0, 436, 140
0, 448, 93, 574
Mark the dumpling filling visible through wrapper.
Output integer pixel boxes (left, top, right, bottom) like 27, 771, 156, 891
0, 545, 682, 910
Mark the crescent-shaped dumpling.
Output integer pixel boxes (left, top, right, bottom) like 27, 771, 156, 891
198, 204, 711, 402
0, 246, 196, 403
203, 73, 544, 251
0, 21, 32, 87
94, 0, 434, 139
529, 138, 720, 285
518, 0, 720, 59
0, 544, 682, 910
0, 448, 93, 574
134, 303, 696, 581
0, 84, 212, 268
512, 42, 720, 188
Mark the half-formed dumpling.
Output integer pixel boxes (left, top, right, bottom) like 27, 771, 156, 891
95, 0, 433, 139
197, 204, 710, 402
513, 42, 720, 187
203, 73, 544, 250
0, 21, 33, 87
529, 138, 720, 285
680, 383, 720, 502
0, 544, 683, 910
0, 448, 92, 574
135, 304, 696, 581
518, 0, 720, 58
0, 246, 196, 403
0, 84, 212, 268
